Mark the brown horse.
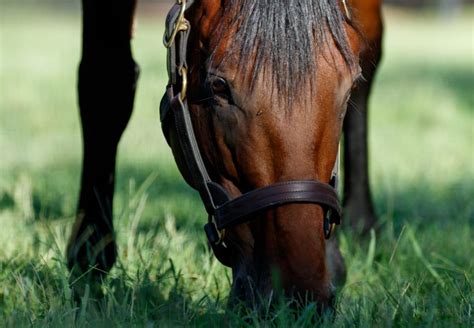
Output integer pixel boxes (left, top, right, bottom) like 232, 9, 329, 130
66, 0, 383, 312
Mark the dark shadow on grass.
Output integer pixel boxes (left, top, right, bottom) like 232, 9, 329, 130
0, 192, 15, 210
372, 176, 473, 234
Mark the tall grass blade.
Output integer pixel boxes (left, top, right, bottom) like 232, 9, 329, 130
366, 229, 376, 269
407, 227, 445, 288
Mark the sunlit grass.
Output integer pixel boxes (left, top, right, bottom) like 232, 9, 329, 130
0, 3, 473, 327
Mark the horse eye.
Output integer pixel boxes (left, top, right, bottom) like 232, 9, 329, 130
207, 75, 235, 105
211, 77, 229, 96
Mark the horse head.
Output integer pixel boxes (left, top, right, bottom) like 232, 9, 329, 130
162, 0, 362, 312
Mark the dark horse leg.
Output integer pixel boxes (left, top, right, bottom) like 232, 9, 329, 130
343, 2, 383, 234
67, 0, 139, 281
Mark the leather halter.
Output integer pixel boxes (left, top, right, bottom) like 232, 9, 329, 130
160, 0, 343, 266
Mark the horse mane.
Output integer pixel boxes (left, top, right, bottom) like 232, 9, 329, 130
211, 0, 356, 104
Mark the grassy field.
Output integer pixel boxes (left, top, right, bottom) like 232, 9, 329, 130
0, 3, 473, 327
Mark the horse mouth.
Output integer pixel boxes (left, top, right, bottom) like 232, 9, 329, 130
228, 268, 336, 318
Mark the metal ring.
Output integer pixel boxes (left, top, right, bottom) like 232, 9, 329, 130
324, 209, 335, 239
179, 67, 188, 101
325, 223, 335, 239
218, 229, 226, 245
163, 0, 189, 48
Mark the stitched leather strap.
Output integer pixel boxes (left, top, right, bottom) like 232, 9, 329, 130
214, 181, 341, 230
167, 90, 219, 213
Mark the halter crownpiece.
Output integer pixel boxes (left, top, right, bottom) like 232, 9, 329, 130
160, 0, 343, 266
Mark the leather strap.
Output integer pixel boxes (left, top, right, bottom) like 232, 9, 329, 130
164, 3, 191, 90
167, 90, 218, 213
165, 4, 180, 84
214, 181, 341, 230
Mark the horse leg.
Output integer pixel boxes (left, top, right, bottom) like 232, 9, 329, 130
343, 1, 383, 234
67, 0, 139, 280
342, 75, 377, 234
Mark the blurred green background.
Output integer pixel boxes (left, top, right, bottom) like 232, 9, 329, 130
0, 1, 473, 327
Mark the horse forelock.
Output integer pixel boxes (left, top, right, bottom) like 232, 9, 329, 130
208, 0, 356, 105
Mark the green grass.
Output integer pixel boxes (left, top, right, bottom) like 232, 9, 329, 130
0, 3, 473, 327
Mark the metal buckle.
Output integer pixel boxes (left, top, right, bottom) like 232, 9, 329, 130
163, 0, 190, 48
324, 209, 336, 239
179, 66, 188, 101
204, 217, 226, 246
